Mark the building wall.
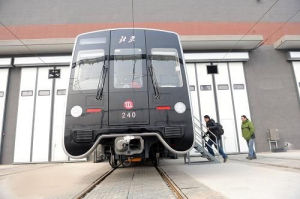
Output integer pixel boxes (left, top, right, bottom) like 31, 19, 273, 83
245, 46, 300, 152
0, 0, 300, 24
0, 0, 300, 43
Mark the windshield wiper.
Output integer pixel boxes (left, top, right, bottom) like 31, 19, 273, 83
96, 61, 108, 100
148, 63, 160, 99
72, 57, 105, 68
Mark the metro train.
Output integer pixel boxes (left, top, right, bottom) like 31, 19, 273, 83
63, 28, 194, 167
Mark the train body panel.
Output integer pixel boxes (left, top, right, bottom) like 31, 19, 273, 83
64, 29, 194, 162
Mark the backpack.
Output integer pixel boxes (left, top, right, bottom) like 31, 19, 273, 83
215, 122, 224, 136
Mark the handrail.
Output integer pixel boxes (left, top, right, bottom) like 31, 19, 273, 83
202, 124, 219, 153
193, 116, 201, 123
186, 116, 221, 163
193, 125, 218, 147
193, 120, 218, 147
193, 116, 219, 154
201, 124, 218, 144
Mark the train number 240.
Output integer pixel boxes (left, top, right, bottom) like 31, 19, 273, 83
121, 111, 136, 119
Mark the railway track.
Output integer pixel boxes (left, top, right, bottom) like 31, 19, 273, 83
156, 166, 188, 199
73, 165, 187, 199
73, 167, 117, 199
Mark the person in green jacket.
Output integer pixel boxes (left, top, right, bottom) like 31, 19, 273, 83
241, 115, 257, 160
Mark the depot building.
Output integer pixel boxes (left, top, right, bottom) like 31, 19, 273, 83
0, 0, 300, 164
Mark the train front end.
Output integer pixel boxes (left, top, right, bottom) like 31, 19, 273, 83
63, 29, 194, 166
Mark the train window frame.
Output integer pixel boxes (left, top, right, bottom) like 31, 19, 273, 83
72, 49, 105, 91
150, 48, 183, 88
113, 48, 145, 89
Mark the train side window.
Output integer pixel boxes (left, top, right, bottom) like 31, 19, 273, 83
150, 48, 183, 87
113, 48, 143, 89
72, 49, 105, 90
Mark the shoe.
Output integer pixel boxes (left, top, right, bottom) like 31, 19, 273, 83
252, 156, 257, 159
246, 157, 253, 160
223, 157, 228, 163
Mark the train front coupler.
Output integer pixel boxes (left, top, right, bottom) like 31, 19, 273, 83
114, 135, 144, 156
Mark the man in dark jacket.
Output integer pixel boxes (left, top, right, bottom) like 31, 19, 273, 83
204, 115, 228, 162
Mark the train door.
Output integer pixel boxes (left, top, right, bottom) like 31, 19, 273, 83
108, 29, 149, 126
0, 68, 9, 155
186, 62, 249, 153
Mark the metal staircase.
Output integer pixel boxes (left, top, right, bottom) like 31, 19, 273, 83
184, 117, 220, 164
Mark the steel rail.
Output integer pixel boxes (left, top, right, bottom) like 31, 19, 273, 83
156, 166, 188, 199
73, 167, 117, 199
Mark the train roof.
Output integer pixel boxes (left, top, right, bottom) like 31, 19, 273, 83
75, 28, 180, 39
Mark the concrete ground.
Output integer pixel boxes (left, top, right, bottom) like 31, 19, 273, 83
160, 150, 300, 199
0, 150, 299, 199
0, 162, 111, 199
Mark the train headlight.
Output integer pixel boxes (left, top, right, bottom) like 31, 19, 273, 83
71, 105, 83, 117
174, 102, 186, 114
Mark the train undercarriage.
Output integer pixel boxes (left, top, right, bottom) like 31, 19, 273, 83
101, 135, 165, 168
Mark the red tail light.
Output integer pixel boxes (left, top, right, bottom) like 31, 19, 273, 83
156, 106, 171, 110
86, 108, 102, 113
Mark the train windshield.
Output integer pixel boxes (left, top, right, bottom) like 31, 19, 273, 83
113, 48, 143, 89
73, 49, 105, 90
150, 48, 183, 87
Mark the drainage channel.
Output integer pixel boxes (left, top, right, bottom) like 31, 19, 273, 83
74, 165, 186, 199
